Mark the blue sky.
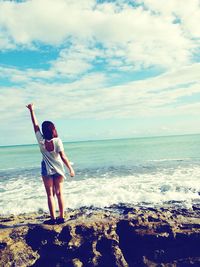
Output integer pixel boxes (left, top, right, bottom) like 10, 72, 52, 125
0, 0, 200, 145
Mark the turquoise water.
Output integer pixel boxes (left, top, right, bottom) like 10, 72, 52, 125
1, 134, 200, 214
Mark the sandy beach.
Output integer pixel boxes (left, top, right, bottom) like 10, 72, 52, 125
1, 204, 200, 266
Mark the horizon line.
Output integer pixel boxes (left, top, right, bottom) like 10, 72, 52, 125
0, 132, 200, 148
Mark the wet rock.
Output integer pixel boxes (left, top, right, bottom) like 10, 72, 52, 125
0, 205, 200, 266
0, 239, 39, 267
0, 242, 7, 249
26, 225, 58, 251
148, 215, 160, 222
75, 225, 94, 237
96, 237, 119, 267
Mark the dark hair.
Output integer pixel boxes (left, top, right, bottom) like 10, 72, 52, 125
42, 121, 58, 140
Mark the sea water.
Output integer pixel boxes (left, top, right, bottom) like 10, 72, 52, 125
0, 134, 200, 215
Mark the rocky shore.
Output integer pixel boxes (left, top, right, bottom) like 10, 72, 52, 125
1, 204, 200, 267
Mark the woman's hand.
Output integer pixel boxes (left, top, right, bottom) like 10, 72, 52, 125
69, 167, 75, 177
26, 103, 34, 111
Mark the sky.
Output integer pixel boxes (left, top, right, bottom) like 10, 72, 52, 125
0, 0, 200, 145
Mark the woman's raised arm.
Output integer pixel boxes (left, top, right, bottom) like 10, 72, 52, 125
26, 103, 40, 133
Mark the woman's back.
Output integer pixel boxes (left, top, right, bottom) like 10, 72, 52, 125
44, 139, 54, 152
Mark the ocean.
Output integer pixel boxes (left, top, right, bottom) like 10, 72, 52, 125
0, 134, 200, 215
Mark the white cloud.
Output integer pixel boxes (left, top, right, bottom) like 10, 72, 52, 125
1, 63, 199, 125
139, 0, 200, 38
0, 0, 199, 69
0, 0, 200, 144
0, 65, 56, 82
0, 87, 26, 123
51, 43, 102, 77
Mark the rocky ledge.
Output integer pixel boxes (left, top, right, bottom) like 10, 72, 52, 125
1, 204, 200, 267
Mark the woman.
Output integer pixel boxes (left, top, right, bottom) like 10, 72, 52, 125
26, 103, 75, 224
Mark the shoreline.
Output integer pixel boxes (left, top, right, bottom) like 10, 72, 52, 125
1, 204, 200, 266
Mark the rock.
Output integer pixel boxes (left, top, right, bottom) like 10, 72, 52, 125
96, 237, 119, 266
0, 205, 200, 266
0, 238, 39, 267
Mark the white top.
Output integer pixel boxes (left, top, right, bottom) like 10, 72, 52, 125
35, 131, 66, 178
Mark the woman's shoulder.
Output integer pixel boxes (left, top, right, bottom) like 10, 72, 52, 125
53, 137, 61, 141
53, 137, 63, 145
53, 137, 64, 152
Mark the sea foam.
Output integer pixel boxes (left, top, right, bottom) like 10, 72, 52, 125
1, 164, 200, 215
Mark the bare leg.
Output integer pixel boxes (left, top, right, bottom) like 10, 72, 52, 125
54, 175, 65, 218
42, 176, 56, 219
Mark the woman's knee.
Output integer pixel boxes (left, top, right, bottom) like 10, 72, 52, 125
47, 191, 54, 198
54, 176, 64, 197
55, 189, 62, 198
42, 176, 54, 196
